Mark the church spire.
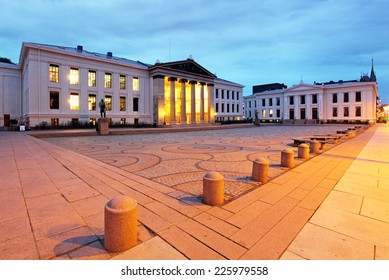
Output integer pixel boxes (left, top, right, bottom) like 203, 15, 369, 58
370, 58, 377, 82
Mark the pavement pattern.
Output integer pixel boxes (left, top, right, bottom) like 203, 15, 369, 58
1, 124, 388, 260
44, 125, 349, 202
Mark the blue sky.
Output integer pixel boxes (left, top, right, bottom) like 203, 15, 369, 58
1, 0, 388, 102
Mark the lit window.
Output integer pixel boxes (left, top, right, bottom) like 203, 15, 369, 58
69, 68, 79, 85
105, 73, 112, 88
120, 75, 126, 90
88, 94, 96, 111
50, 91, 59, 109
269, 109, 273, 117
49, 64, 59, 83
120, 96, 126, 111
70, 93, 79, 110
88, 70, 96, 87
262, 109, 266, 118
132, 77, 139, 91
105, 96, 112, 111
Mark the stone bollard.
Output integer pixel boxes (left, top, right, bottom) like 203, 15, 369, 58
281, 148, 294, 168
310, 140, 320, 154
104, 195, 138, 253
203, 172, 224, 206
252, 158, 269, 183
298, 143, 309, 159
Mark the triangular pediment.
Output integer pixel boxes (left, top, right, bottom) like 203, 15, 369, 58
149, 59, 217, 79
285, 82, 322, 92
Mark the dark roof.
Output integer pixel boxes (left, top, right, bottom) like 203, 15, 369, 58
253, 83, 287, 93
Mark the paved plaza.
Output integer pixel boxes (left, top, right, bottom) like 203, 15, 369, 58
1, 124, 389, 260
44, 125, 349, 202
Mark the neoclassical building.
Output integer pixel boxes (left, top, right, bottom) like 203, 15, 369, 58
244, 68, 379, 124
0, 42, 244, 129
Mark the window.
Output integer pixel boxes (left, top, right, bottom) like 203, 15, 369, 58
356, 106, 361, 117
300, 108, 306, 119
215, 102, 219, 113
88, 94, 96, 111
262, 99, 266, 107
276, 109, 280, 118
49, 64, 59, 83
344, 107, 349, 117
120, 75, 126, 90
237, 92, 239, 100
289, 108, 295, 119
215, 89, 219, 99
312, 94, 318, 104
69, 67, 79, 85
262, 109, 266, 118
232, 91, 235, 100
227, 91, 229, 99
120, 118, 126, 125
105, 73, 112, 88
332, 93, 338, 103
344, 92, 349, 103
300, 95, 305, 105
132, 77, 139, 91
221, 103, 225, 113
356, 91, 361, 102
88, 70, 96, 87
133, 97, 139, 112
120, 96, 126, 111
237, 104, 239, 113
51, 118, 59, 126
276, 98, 280, 106
332, 107, 338, 117
232, 103, 235, 113
49, 91, 59, 109
221, 90, 224, 99
70, 93, 79, 110
312, 108, 318, 119
269, 109, 273, 118
227, 104, 230, 113
105, 96, 112, 111
289, 96, 294, 105
269, 98, 273, 106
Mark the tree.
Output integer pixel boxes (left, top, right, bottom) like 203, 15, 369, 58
0, 57, 13, 64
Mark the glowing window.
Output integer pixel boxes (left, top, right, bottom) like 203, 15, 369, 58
133, 77, 139, 91
88, 70, 96, 87
88, 94, 96, 111
49, 64, 59, 83
120, 75, 126, 90
120, 96, 126, 111
70, 93, 79, 110
69, 68, 79, 85
105, 96, 112, 111
105, 73, 112, 88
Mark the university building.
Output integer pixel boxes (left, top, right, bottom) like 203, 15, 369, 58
0, 42, 244, 129
244, 66, 379, 124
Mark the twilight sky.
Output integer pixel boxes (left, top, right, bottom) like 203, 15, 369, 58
1, 0, 388, 102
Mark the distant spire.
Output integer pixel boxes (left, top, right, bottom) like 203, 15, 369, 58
370, 58, 377, 82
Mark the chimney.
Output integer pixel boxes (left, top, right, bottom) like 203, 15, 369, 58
76, 45, 83, 52
107, 51, 113, 58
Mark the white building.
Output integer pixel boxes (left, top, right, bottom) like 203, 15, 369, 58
0, 42, 244, 129
244, 71, 379, 124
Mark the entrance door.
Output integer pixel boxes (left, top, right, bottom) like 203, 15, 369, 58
4, 114, 10, 127
289, 109, 295, 120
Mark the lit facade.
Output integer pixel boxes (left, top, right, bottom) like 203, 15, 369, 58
0, 43, 243, 128
245, 78, 379, 124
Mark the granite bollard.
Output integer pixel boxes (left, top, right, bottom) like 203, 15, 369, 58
298, 143, 309, 159
310, 140, 320, 154
252, 158, 269, 183
104, 195, 138, 252
203, 172, 224, 206
281, 148, 294, 168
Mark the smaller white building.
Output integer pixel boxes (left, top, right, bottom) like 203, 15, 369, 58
245, 74, 379, 124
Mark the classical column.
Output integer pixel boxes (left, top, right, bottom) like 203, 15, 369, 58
190, 80, 197, 124
207, 83, 214, 123
168, 77, 177, 124
152, 75, 165, 125
200, 82, 205, 123
180, 79, 187, 124
294, 95, 299, 119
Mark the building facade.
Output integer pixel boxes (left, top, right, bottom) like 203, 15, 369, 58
0, 43, 244, 129
244, 73, 379, 124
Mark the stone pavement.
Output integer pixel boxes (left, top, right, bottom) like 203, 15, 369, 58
0, 124, 388, 260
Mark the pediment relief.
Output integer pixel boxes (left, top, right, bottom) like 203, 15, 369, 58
285, 83, 322, 92
150, 59, 216, 78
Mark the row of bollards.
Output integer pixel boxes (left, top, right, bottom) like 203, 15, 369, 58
103, 140, 322, 252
